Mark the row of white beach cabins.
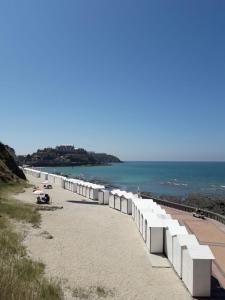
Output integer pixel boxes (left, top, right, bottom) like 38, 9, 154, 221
23, 167, 215, 298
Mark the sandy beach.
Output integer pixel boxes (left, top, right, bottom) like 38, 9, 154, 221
15, 174, 192, 300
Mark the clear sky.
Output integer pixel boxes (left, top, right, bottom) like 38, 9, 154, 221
0, 0, 225, 161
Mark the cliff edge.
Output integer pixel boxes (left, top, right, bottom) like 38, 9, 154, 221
0, 142, 26, 183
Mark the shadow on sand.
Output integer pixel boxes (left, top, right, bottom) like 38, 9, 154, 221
66, 200, 99, 205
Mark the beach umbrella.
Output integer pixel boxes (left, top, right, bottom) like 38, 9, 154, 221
33, 190, 44, 195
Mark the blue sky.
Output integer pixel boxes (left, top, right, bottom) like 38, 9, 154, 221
0, 0, 225, 161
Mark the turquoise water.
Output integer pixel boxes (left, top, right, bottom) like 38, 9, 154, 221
42, 162, 225, 197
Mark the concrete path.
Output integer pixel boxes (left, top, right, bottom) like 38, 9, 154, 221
164, 206, 225, 298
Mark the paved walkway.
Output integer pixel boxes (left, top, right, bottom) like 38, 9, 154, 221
163, 206, 225, 297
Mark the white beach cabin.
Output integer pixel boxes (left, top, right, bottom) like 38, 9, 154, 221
70, 179, 78, 193
132, 198, 154, 222
85, 183, 91, 198
89, 184, 104, 200
54, 175, 63, 187
182, 245, 215, 297
81, 183, 86, 196
131, 198, 150, 224
114, 190, 125, 211
173, 234, 199, 278
64, 179, 70, 191
60, 176, 66, 189
136, 201, 159, 231
142, 211, 171, 242
146, 217, 165, 253
140, 206, 167, 237
48, 174, 55, 184
120, 192, 134, 214
32, 169, 41, 178
98, 189, 110, 205
40, 171, 48, 180
164, 222, 188, 264
109, 189, 120, 209
77, 181, 84, 195
65, 179, 72, 191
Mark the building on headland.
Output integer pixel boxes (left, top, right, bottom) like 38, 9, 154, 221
56, 145, 75, 153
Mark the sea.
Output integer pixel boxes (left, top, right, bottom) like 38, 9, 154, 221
42, 161, 225, 198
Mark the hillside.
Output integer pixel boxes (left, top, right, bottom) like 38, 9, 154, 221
17, 145, 122, 167
0, 142, 26, 183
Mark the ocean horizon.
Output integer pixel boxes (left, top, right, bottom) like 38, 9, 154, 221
41, 161, 225, 198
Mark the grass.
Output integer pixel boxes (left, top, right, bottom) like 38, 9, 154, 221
0, 182, 64, 300
72, 287, 90, 299
72, 285, 114, 299
96, 286, 113, 298
0, 181, 41, 227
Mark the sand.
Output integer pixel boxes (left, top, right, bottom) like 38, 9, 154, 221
15, 175, 192, 300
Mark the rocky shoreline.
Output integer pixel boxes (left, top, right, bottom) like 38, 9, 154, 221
142, 191, 225, 216
53, 170, 225, 216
